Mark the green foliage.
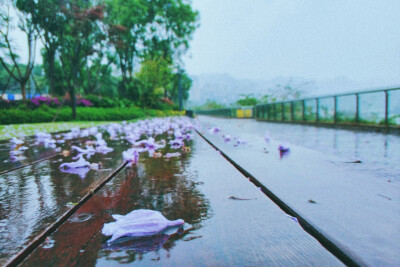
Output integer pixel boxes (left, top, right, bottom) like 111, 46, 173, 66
85, 94, 137, 108
236, 94, 258, 106
2, 0, 198, 109
106, 0, 198, 101
0, 63, 19, 92
0, 0, 38, 100
135, 57, 171, 107
169, 70, 192, 104
0, 106, 182, 125
194, 100, 226, 111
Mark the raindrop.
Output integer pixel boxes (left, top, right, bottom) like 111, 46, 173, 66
69, 213, 94, 223
43, 237, 55, 249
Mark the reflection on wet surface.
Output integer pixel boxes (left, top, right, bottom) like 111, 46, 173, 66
1, 118, 344, 266
200, 116, 400, 179
22, 134, 342, 266
0, 135, 129, 266
21, 139, 211, 266
1, 133, 91, 174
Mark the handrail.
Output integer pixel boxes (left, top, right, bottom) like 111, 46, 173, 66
195, 86, 400, 129
255, 86, 400, 106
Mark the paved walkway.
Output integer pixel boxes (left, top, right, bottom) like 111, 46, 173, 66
198, 115, 400, 266
1, 122, 342, 266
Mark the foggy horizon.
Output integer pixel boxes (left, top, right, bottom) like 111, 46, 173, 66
184, 0, 400, 86
8, 0, 400, 94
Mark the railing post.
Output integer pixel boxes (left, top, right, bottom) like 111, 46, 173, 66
291, 102, 294, 121
266, 105, 270, 120
384, 90, 389, 126
274, 104, 277, 120
264, 105, 267, 120
355, 93, 360, 123
334, 96, 337, 123
281, 103, 284, 121
302, 100, 305, 121
316, 98, 319, 122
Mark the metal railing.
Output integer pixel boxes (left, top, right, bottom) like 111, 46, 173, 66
255, 87, 400, 126
196, 106, 254, 118
196, 108, 236, 118
196, 87, 400, 128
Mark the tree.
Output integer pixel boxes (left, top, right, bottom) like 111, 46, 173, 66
81, 52, 118, 97
106, 0, 199, 100
57, 2, 105, 118
168, 69, 192, 105
0, 62, 18, 96
0, 0, 38, 101
135, 56, 172, 107
236, 94, 258, 106
16, 0, 66, 95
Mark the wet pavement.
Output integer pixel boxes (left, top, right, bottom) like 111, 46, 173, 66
201, 116, 400, 179
198, 115, 400, 266
20, 134, 342, 266
4, 116, 397, 266
0, 135, 130, 266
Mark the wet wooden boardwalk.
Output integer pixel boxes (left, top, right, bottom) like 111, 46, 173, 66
0, 120, 344, 266
198, 115, 400, 266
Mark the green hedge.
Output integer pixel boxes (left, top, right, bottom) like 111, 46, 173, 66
0, 106, 183, 125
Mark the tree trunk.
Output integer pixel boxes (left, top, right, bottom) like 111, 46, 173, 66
21, 82, 27, 101
48, 51, 56, 95
70, 87, 76, 119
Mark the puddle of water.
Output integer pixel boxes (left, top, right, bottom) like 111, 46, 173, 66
0, 133, 94, 173
42, 238, 55, 249
21, 132, 343, 266
21, 138, 210, 266
69, 213, 94, 223
0, 136, 130, 266
199, 116, 400, 180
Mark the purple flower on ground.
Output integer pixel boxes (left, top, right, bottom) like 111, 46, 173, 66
123, 148, 140, 166
209, 127, 221, 135
169, 139, 183, 149
164, 152, 181, 158
233, 137, 247, 147
278, 143, 290, 159
10, 137, 24, 145
264, 132, 271, 143
278, 143, 290, 152
102, 209, 184, 243
223, 135, 232, 143
60, 156, 91, 169
71, 145, 96, 159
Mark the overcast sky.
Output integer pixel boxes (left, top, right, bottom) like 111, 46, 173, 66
10, 0, 400, 86
183, 0, 400, 84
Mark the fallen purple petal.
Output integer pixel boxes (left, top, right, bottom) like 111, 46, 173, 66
165, 152, 181, 158
10, 137, 24, 145
223, 135, 232, 143
123, 148, 140, 166
102, 209, 184, 242
264, 132, 271, 143
60, 157, 91, 169
169, 139, 183, 149
209, 127, 221, 135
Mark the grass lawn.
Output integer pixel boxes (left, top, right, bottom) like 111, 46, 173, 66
0, 121, 115, 140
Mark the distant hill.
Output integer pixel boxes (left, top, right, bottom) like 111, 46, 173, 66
187, 73, 399, 107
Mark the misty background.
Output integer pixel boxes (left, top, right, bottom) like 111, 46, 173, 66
11, 0, 400, 107
183, 0, 400, 107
